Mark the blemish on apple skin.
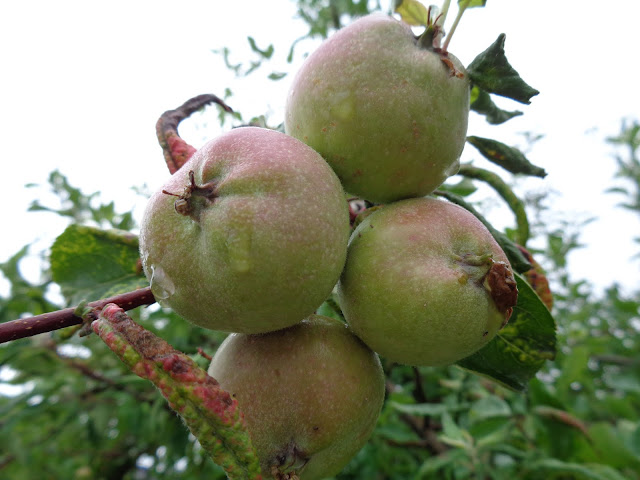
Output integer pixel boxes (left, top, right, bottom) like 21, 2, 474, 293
226, 229, 252, 273
484, 261, 518, 324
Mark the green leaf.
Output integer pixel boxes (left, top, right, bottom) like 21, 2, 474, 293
214, 47, 242, 75
470, 86, 522, 125
316, 295, 345, 322
440, 177, 478, 197
247, 36, 274, 59
468, 396, 512, 423
50, 225, 146, 305
394, 0, 431, 27
416, 449, 467, 478
459, 0, 487, 8
388, 401, 470, 416
267, 71, 287, 80
467, 34, 539, 104
467, 136, 547, 177
589, 422, 640, 469
527, 458, 633, 480
456, 273, 557, 392
604, 371, 640, 394
440, 412, 471, 448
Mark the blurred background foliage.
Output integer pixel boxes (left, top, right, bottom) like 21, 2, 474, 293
2, 1, 640, 479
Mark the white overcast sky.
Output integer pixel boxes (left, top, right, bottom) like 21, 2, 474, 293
0, 0, 639, 298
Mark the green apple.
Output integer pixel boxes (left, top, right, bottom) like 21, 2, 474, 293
285, 13, 470, 204
139, 127, 350, 334
208, 314, 385, 479
338, 197, 518, 366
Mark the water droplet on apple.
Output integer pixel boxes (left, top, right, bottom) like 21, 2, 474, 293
226, 229, 252, 273
149, 265, 176, 305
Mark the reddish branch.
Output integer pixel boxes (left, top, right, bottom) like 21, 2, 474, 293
0, 287, 155, 344
156, 93, 234, 174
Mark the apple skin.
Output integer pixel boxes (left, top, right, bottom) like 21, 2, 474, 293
285, 14, 470, 204
207, 314, 385, 480
338, 197, 518, 367
139, 127, 350, 334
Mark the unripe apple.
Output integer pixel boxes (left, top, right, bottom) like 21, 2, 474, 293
338, 197, 518, 367
285, 14, 470, 204
207, 314, 385, 480
139, 127, 350, 334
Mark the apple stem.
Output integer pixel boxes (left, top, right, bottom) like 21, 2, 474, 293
156, 94, 234, 174
458, 164, 530, 246
437, 0, 452, 28
442, 0, 471, 52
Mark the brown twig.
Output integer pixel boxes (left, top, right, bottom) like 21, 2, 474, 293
384, 379, 449, 455
0, 287, 156, 344
412, 367, 428, 403
156, 94, 234, 174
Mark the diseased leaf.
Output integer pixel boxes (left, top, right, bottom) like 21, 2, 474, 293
470, 86, 522, 125
467, 34, 539, 104
457, 273, 557, 392
93, 305, 262, 479
50, 225, 146, 305
394, 0, 431, 27
467, 136, 547, 177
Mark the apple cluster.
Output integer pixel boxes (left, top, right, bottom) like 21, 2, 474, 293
139, 13, 517, 480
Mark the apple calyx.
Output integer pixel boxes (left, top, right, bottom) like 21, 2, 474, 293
162, 170, 218, 219
414, 22, 465, 78
455, 252, 493, 283
413, 4, 444, 52
271, 442, 309, 479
